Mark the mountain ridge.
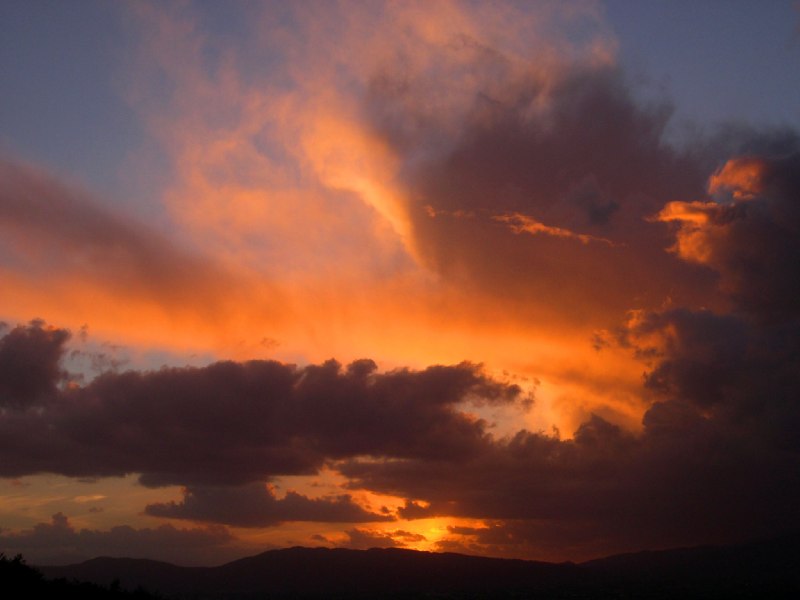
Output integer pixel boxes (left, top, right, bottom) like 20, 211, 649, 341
38, 535, 800, 599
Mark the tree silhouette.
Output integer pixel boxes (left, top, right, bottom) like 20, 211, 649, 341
1, 553, 161, 599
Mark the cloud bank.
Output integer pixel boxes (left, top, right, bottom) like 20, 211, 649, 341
0, 512, 235, 566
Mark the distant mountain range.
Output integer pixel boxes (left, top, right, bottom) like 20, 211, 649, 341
39, 535, 800, 599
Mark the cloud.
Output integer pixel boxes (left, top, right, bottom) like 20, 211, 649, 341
342, 414, 800, 560
338, 199, 800, 556
656, 152, 800, 318
340, 528, 425, 550
145, 482, 393, 527
494, 212, 616, 246
0, 324, 523, 487
370, 65, 720, 327
121, 0, 668, 336
0, 159, 276, 352
3, 1, 800, 564
0, 512, 235, 566
342, 528, 401, 550
0, 320, 69, 408
4, 267, 800, 560
339, 291, 800, 560
0, 1, 723, 433
0, 160, 236, 303
340, 417, 639, 524
628, 308, 800, 451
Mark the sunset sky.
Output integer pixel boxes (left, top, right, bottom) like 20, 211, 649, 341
1, 0, 800, 566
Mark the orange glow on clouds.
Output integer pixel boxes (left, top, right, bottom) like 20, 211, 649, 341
656, 157, 771, 266
495, 212, 617, 246
3, 0, 741, 565
0, 0, 641, 439
707, 157, 767, 200
656, 200, 717, 263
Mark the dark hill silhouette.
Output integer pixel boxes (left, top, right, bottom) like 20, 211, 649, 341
1, 553, 161, 599
42, 548, 579, 599
581, 534, 800, 599
38, 535, 800, 599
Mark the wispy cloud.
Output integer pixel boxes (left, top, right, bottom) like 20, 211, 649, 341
494, 212, 617, 246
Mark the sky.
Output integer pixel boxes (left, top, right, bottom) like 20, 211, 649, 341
1, 0, 799, 566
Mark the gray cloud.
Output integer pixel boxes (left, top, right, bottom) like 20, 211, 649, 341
145, 482, 393, 527
0, 159, 245, 313
0, 329, 522, 488
0, 512, 236, 566
339, 528, 426, 550
367, 66, 721, 325
0, 320, 69, 408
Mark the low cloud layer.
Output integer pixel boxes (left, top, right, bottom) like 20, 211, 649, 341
145, 483, 392, 527
0, 332, 521, 489
0, 512, 236, 566
3, 265, 800, 560
340, 528, 426, 551
342, 310, 800, 557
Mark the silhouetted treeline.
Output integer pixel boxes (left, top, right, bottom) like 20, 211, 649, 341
1, 553, 161, 599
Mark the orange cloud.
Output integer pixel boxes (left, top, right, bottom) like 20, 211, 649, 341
494, 212, 617, 246
655, 157, 771, 265
0, 3, 689, 451
707, 156, 767, 200
654, 200, 718, 263
70, 1, 650, 429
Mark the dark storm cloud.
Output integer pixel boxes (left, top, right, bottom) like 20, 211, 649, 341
367, 66, 720, 323
0, 512, 235, 566
0, 320, 69, 408
356, 49, 800, 555
0, 330, 521, 488
342, 417, 641, 525
630, 308, 800, 452
342, 304, 800, 557
145, 482, 393, 526
344, 402, 800, 558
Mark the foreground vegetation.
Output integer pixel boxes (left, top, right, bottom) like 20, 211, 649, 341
1, 554, 160, 599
